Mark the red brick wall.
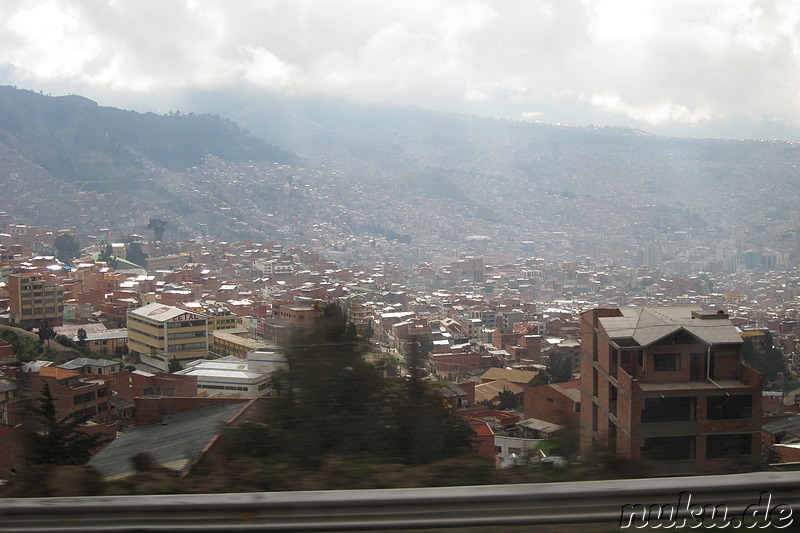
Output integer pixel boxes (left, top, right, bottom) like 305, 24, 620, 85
0, 423, 25, 476
0, 339, 13, 358
29, 373, 115, 425
774, 444, 800, 463
468, 419, 495, 459
458, 380, 476, 406
524, 384, 577, 426
126, 371, 198, 399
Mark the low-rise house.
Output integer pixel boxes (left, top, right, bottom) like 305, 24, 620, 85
88, 398, 252, 480
480, 367, 539, 387
475, 379, 524, 406
175, 355, 273, 398
524, 381, 581, 426
59, 357, 123, 375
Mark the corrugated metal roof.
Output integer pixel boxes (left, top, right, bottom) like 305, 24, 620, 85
599, 306, 742, 347
59, 357, 120, 369
179, 368, 263, 379
0, 378, 18, 394
763, 415, 800, 437
88, 402, 247, 480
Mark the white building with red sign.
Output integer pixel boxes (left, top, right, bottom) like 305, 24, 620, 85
127, 303, 209, 363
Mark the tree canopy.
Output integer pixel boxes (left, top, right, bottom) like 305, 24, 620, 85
37, 320, 56, 350
125, 242, 147, 267
147, 218, 167, 242
546, 350, 573, 384
227, 303, 474, 468
0, 328, 41, 361
26, 384, 110, 466
742, 335, 786, 385
54, 233, 80, 263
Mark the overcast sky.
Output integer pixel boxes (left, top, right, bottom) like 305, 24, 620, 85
2, 0, 800, 140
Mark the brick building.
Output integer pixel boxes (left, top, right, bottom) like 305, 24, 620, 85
8, 273, 64, 327
127, 303, 209, 361
28, 366, 118, 429
525, 381, 581, 426
580, 306, 762, 474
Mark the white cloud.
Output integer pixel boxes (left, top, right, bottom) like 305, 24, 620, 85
2, 0, 800, 137
238, 46, 299, 89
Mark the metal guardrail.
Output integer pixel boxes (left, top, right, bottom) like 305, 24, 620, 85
1, 471, 799, 531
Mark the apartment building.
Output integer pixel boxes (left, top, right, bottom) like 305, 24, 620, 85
8, 273, 64, 327
580, 306, 762, 474
127, 303, 208, 361
29, 366, 117, 426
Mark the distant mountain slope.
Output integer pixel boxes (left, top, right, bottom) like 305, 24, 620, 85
4, 86, 800, 265
0, 86, 302, 188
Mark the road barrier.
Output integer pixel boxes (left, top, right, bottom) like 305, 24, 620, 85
2, 471, 799, 531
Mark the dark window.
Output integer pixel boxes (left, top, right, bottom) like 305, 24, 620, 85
642, 397, 695, 422
653, 353, 680, 372
707, 395, 752, 420
643, 436, 695, 461
706, 434, 752, 458
97, 388, 107, 397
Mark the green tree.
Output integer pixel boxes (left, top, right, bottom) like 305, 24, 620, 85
76, 328, 88, 353
742, 335, 786, 385
497, 388, 518, 410
125, 242, 147, 267
53, 233, 80, 263
237, 303, 474, 468
147, 218, 167, 242
37, 320, 56, 351
97, 243, 113, 263
530, 371, 549, 387
547, 350, 573, 383
27, 384, 110, 466
363, 320, 374, 340
0, 328, 42, 361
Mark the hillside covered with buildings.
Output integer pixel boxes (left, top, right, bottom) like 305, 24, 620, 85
1, 90, 800, 499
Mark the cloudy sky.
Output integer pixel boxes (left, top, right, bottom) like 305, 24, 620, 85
2, 0, 800, 140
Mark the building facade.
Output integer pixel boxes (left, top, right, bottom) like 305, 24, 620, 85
8, 273, 64, 327
127, 303, 208, 361
580, 306, 762, 474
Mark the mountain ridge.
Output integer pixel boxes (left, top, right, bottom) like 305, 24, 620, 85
1, 86, 799, 268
